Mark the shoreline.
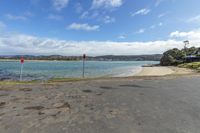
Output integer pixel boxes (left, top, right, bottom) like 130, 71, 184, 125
0, 60, 197, 82
134, 66, 196, 77
0, 59, 80, 62
0, 67, 198, 84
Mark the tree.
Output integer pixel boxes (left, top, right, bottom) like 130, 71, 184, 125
160, 54, 175, 66
183, 47, 198, 55
160, 48, 185, 66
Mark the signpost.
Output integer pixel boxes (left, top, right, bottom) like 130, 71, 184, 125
20, 56, 24, 81
82, 54, 86, 78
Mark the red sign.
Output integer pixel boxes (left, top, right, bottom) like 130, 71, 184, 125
20, 56, 24, 64
83, 54, 86, 59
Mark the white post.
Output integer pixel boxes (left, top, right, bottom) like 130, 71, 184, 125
20, 63, 23, 81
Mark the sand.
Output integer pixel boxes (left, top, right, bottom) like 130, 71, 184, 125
135, 66, 195, 76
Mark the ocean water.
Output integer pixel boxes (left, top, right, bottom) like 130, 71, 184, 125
0, 61, 158, 81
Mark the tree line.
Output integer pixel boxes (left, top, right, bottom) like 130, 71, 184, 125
160, 47, 200, 66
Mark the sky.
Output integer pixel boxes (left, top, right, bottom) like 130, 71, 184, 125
0, 0, 200, 56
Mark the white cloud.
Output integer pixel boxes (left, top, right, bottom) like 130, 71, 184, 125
75, 2, 83, 13
158, 13, 166, 18
155, 0, 165, 7
170, 29, 200, 42
158, 22, 163, 26
0, 33, 184, 56
0, 21, 6, 29
24, 11, 34, 17
91, 0, 123, 9
80, 11, 89, 19
68, 23, 100, 31
187, 15, 200, 23
80, 11, 100, 19
150, 25, 156, 29
1, 28, 200, 55
150, 22, 163, 29
52, 0, 69, 11
47, 14, 63, 20
131, 8, 151, 17
118, 35, 126, 39
103, 16, 115, 24
6, 14, 27, 20
5, 12, 34, 21
136, 29, 145, 34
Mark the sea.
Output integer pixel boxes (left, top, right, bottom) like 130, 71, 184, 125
0, 60, 158, 81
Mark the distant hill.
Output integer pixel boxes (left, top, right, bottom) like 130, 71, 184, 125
0, 54, 162, 61
92, 54, 162, 61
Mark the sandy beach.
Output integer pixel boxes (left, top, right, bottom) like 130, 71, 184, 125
135, 66, 195, 76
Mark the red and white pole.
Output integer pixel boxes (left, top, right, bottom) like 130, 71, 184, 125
20, 56, 24, 81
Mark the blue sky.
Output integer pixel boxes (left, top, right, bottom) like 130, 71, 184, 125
0, 0, 200, 55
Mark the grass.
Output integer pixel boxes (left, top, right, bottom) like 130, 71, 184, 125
48, 77, 86, 82
0, 80, 40, 85
178, 62, 200, 72
0, 77, 93, 85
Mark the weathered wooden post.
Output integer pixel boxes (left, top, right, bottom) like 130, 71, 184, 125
82, 54, 86, 78
20, 56, 24, 81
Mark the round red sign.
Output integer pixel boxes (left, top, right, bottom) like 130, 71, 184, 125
20, 57, 24, 64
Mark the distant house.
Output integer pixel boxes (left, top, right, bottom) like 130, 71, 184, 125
185, 48, 200, 62
194, 48, 200, 55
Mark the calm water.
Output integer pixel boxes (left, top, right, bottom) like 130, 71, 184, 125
0, 61, 158, 81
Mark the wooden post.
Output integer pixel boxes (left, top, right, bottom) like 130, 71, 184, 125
20, 56, 24, 81
20, 63, 23, 81
82, 54, 86, 78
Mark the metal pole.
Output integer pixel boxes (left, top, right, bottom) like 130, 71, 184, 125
82, 58, 85, 78
20, 63, 23, 81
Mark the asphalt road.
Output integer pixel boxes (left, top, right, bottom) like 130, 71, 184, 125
0, 75, 200, 133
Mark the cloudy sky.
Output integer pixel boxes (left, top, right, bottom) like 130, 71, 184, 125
0, 0, 200, 56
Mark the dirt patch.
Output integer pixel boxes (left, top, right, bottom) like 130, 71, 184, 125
96, 92, 103, 96
82, 89, 92, 93
0, 113, 5, 116
140, 93, 144, 96
24, 106, 44, 110
67, 95, 85, 99
19, 88, 32, 91
119, 84, 143, 88
0, 102, 6, 107
38, 111, 45, 115
0, 88, 13, 91
0, 94, 9, 97
100, 86, 116, 90
56, 102, 71, 109
84, 104, 94, 110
